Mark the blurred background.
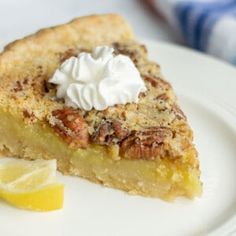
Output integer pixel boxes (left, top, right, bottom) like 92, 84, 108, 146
0, 0, 236, 64
0, 0, 179, 50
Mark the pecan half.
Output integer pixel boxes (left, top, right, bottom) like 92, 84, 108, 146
120, 127, 173, 160
51, 108, 89, 148
92, 120, 130, 145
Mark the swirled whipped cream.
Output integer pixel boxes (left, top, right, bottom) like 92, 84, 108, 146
49, 46, 147, 111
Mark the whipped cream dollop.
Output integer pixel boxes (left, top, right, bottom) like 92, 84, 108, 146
49, 46, 147, 111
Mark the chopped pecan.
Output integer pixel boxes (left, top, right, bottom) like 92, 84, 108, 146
13, 81, 23, 92
31, 79, 46, 97
23, 109, 36, 123
92, 120, 129, 145
43, 80, 56, 93
113, 42, 135, 57
138, 92, 147, 99
143, 76, 159, 87
51, 108, 89, 148
120, 127, 173, 160
43, 80, 50, 93
155, 94, 169, 111
112, 42, 147, 66
31, 67, 47, 97
144, 76, 171, 90
23, 78, 28, 85
159, 77, 172, 90
60, 48, 79, 62
172, 104, 186, 120
23, 110, 31, 118
156, 94, 169, 101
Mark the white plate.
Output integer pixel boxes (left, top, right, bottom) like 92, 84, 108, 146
1, 41, 236, 236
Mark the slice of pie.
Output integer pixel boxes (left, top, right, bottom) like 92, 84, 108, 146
0, 14, 201, 200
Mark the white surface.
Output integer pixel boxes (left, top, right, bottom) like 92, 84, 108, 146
0, 0, 179, 50
1, 41, 236, 236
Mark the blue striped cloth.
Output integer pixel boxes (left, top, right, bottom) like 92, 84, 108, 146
149, 0, 236, 65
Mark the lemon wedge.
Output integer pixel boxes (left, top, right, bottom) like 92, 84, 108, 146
0, 158, 64, 211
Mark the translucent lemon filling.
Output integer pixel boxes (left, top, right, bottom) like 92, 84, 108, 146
0, 108, 202, 200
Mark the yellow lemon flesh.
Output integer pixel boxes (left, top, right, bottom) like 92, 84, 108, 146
0, 158, 64, 211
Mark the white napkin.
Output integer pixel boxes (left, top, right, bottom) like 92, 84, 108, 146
148, 0, 236, 65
